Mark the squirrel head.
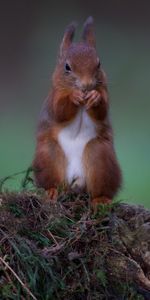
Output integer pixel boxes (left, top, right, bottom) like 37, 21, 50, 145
53, 17, 104, 92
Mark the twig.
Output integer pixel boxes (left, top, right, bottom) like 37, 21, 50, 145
4, 270, 18, 294
81, 258, 90, 283
0, 256, 37, 300
47, 230, 59, 246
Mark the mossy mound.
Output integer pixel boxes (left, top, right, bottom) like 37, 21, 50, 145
0, 190, 150, 299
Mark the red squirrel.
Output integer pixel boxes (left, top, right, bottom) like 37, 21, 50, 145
33, 17, 122, 208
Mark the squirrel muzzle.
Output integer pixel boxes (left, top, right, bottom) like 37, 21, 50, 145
77, 77, 96, 92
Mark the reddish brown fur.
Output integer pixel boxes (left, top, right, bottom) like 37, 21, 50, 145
33, 131, 66, 190
86, 72, 109, 121
33, 17, 122, 207
52, 89, 79, 123
83, 139, 121, 199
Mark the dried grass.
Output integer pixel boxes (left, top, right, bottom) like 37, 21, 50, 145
0, 170, 145, 299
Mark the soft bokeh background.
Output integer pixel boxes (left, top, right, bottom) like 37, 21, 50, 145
0, 1, 150, 207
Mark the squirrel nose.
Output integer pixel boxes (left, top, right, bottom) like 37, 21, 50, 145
81, 80, 95, 92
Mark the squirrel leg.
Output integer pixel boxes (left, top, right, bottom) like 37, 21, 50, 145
33, 134, 66, 200
83, 138, 122, 210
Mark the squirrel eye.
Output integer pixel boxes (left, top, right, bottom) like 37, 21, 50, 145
65, 63, 72, 73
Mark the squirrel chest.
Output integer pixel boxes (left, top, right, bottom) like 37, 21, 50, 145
58, 108, 97, 187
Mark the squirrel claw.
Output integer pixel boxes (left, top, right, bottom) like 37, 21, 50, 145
71, 90, 84, 106
72, 99, 83, 106
85, 90, 101, 110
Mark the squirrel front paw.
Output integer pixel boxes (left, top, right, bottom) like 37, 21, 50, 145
71, 90, 85, 106
85, 90, 101, 110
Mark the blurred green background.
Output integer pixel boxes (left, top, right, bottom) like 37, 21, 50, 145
0, 1, 150, 207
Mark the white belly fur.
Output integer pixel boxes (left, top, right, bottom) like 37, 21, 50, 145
58, 108, 97, 188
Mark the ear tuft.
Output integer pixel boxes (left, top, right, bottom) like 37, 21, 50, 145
60, 21, 77, 56
82, 16, 96, 47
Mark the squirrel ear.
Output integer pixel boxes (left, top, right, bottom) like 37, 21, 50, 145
60, 22, 77, 56
82, 16, 96, 47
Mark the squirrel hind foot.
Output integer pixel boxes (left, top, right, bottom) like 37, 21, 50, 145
47, 188, 58, 202
91, 196, 112, 214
